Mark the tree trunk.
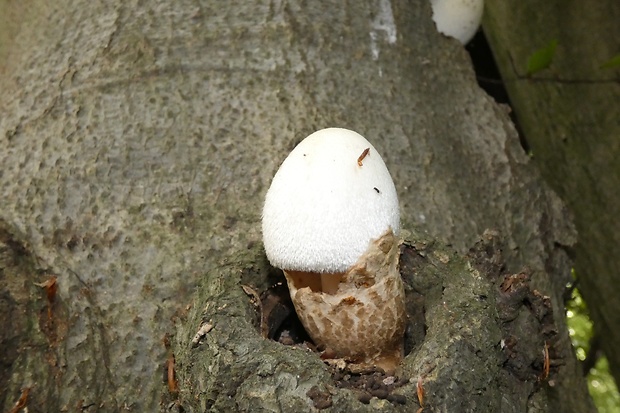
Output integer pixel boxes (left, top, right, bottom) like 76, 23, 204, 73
483, 0, 620, 385
0, 1, 594, 412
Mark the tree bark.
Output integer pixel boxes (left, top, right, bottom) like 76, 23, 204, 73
483, 0, 620, 385
0, 0, 594, 412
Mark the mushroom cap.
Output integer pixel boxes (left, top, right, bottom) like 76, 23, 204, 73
431, 0, 484, 45
262, 128, 400, 273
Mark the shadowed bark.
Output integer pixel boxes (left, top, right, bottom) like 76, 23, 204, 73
0, 0, 594, 412
483, 0, 620, 385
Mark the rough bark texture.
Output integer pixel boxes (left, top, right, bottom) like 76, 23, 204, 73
483, 0, 620, 385
0, 0, 594, 412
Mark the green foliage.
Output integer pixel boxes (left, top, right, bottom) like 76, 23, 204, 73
589, 357, 620, 413
566, 287, 592, 360
566, 285, 620, 412
600, 54, 620, 70
526, 39, 558, 75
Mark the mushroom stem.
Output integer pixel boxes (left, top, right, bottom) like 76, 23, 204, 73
320, 273, 343, 294
284, 271, 345, 294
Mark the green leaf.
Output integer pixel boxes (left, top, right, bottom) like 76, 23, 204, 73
526, 39, 558, 75
600, 54, 620, 70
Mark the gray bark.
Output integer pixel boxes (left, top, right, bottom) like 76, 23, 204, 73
0, 0, 593, 412
483, 0, 620, 384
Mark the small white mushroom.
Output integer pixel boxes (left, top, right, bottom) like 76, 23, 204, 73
430, 0, 484, 45
262, 128, 406, 372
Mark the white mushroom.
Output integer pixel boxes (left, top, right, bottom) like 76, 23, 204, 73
262, 128, 406, 372
430, 0, 484, 45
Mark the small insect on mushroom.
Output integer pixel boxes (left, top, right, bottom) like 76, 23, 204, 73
262, 127, 406, 372
357, 148, 370, 167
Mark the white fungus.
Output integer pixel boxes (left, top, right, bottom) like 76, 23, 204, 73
262, 127, 400, 273
431, 0, 484, 45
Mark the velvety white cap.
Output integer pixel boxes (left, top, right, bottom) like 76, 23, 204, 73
431, 0, 484, 45
262, 128, 400, 273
